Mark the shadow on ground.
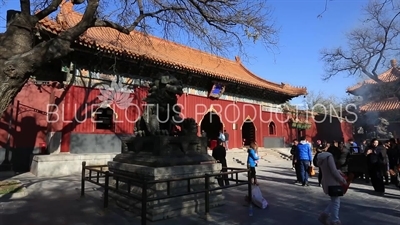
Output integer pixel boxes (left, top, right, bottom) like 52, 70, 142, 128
0, 175, 137, 225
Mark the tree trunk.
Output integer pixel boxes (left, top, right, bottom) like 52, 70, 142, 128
0, 1, 118, 117
0, 12, 36, 116
0, 11, 74, 117
0, 60, 29, 116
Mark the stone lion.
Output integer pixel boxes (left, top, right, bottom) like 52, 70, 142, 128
134, 72, 198, 137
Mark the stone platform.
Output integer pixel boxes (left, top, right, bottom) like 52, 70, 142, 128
30, 153, 116, 177
108, 161, 225, 221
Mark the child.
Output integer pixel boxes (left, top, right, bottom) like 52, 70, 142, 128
247, 142, 260, 185
254, 147, 259, 167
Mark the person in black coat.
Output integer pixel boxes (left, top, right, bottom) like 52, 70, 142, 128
381, 140, 390, 185
366, 139, 385, 193
212, 140, 229, 187
327, 140, 341, 163
338, 143, 350, 175
388, 138, 399, 186
314, 140, 327, 186
323, 141, 342, 186
290, 139, 301, 183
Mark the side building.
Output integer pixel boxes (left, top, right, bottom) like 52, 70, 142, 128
347, 59, 400, 140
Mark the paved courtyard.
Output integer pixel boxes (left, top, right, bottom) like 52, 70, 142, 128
1, 150, 400, 225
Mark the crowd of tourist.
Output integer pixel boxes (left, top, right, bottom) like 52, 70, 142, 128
211, 133, 400, 225
291, 138, 400, 189
290, 137, 400, 225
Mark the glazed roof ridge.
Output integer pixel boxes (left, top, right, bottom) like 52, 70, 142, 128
359, 96, 400, 112
235, 61, 308, 92
347, 67, 400, 93
38, 1, 307, 96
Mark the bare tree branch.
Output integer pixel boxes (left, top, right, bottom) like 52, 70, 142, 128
321, 0, 400, 82
317, 0, 329, 18
305, 90, 340, 114
127, 6, 186, 31
35, 0, 63, 20
368, 3, 400, 77
93, 19, 130, 34
58, 0, 99, 41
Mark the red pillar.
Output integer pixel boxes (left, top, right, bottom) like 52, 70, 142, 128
258, 105, 263, 147
60, 86, 73, 152
233, 102, 238, 149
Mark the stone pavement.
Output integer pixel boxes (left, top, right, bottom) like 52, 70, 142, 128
1, 150, 400, 225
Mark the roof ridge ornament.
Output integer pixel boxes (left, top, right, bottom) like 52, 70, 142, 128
390, 59, 397, 68
234, 56, 241, 63
60, 0, 74, 12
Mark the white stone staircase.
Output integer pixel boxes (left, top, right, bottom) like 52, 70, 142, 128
207, 148, 291, 168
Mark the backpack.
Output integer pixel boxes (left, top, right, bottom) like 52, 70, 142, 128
313, 152, 320, 167
219, 133, 225, 142
290, 146, 297, 155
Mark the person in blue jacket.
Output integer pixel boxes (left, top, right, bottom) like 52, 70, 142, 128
296, 136, 313, 186
247, 142, 260, 185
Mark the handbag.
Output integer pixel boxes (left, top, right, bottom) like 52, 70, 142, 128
313, 152, 320, 167
323, 155, 347, 197
251, 185, 268, 209
328, 172, 350, 196
308, 166, 315, 176
328, 185, 344, 197
341, 173, 350, 194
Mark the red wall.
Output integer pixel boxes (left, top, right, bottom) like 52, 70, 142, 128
63, 86, 143, 134
178, 94, 353, 148
318, 115, 353, 143
60, 85, 148, 152
178, 94, 291, 148
0, 84, 354, 154
0, 81, 64, 151
281, 114, 353, 144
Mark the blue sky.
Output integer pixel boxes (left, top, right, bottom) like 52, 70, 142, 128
242, 0, 367, 105
0, 0, 368, 106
